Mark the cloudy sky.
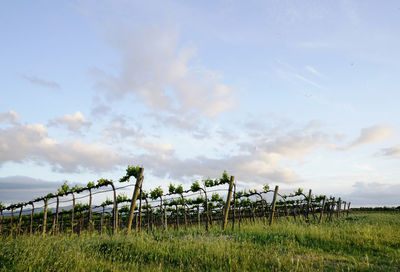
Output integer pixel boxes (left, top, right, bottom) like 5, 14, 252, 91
1, 0, 399, 206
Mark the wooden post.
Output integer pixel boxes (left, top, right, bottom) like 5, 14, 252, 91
222, 176, 235, 232
347, 202, 351, 216
30, 203, 34, 234
18, 206, 23, 234
181, 195, 188, 230
232, 183, 236, 231
138, 184, 142, 232
164, 203, 168, 231
100, 206, 105, 234
145, 198, 150, 233
160, 198, 164, 231
238, 206, 242, 229
55, 196, 59, 234
318, 196, 326, 223
250, 202, 256, 223
71, 194, 75, 233
88, 189, 92, 231
337, 198, 341, 218
109, 182, 118, 234
197, 205, 201, 229
175, 204, 179, 229
11, 208, 14, 235
342, 201, 346, 217
126, 168, 144, 234
269, 186, 279, 226
43, 198, 49, 235
306, 189, 312, 221
201, 188, 210, 231
328, 197, 335, 221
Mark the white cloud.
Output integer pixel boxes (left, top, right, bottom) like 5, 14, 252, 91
342, 125, 393, 150
294, 74, 322, 88
379, 145, 400, 158
0, 123, 128, 172
48, 111, 92, 133
0, 110, 20, 124
92, 25, 236, 118
305, 65, 324, 78
137, 139, 174, 154
138, 126, 332, 184
101, 115, 142, 140
22, 74, 61, 90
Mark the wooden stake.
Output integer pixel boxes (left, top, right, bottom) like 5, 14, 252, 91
110, 182, 118, 234
222, 176, 235, 232
306, 189, 312, 221
71, 193, 75, 233
269, 186, 279, 226
30, 203, 34, 234
347, 202, 351, 216
88, 189, 92, 231
42, 198, 48, 235
138, 184, 142, 232
337, 198, 341, 218
18, 206, 23, 234
318, 196, 326, 223
232, 183, 236, 231
127, 168, 144, 234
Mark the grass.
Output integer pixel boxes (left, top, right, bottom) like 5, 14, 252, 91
0, 212, 399, 271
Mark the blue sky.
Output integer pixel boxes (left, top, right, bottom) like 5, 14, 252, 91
1, 0, 399, 206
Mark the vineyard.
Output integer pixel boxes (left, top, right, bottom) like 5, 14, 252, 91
0, 166, 351, 236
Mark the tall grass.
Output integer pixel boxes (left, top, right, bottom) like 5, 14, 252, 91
0, 212, 399, 271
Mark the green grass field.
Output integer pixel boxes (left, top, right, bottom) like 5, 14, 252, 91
0, 212, 399, 271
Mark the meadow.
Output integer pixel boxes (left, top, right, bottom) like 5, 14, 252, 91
0, 211, 399, 272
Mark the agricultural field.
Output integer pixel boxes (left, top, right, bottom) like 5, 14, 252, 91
1, 167, 398, 271
0, 211, 399, 271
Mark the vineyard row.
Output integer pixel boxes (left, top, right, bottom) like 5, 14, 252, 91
0, 166, 350, 236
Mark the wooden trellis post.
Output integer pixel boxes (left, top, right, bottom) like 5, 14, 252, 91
232, 183, 236, 231
11, 208, 14, 235
337, 198, 342, 218
160, 198, 164, 231
88, 189, 92, 231
100, 206, 105, 233
222, 176, 235, 232
347, 202, 351, 216
269, 186, 279, 226
127, 168, 144, 234
342, 201, 346, 217
328, 197, 335, 221
175, 204, 179, 229
145, 198, 150, 233
319, 196, 326, 223
43, 198, 49, 235
30, 202, 34, 234
181, 195, 188, 230
138, 184, 143, 232
110, 182, 118, 234
18, 206, 23, 234
55, 196, 59, 234
197, 205, 201, 229
71, 193, 75, 233
306, 189, 312, 221
164, 203, 168, 231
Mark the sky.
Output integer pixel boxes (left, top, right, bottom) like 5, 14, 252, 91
1, 0, 400, 207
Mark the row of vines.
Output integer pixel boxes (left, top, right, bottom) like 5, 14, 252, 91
0, 166, 350, 236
